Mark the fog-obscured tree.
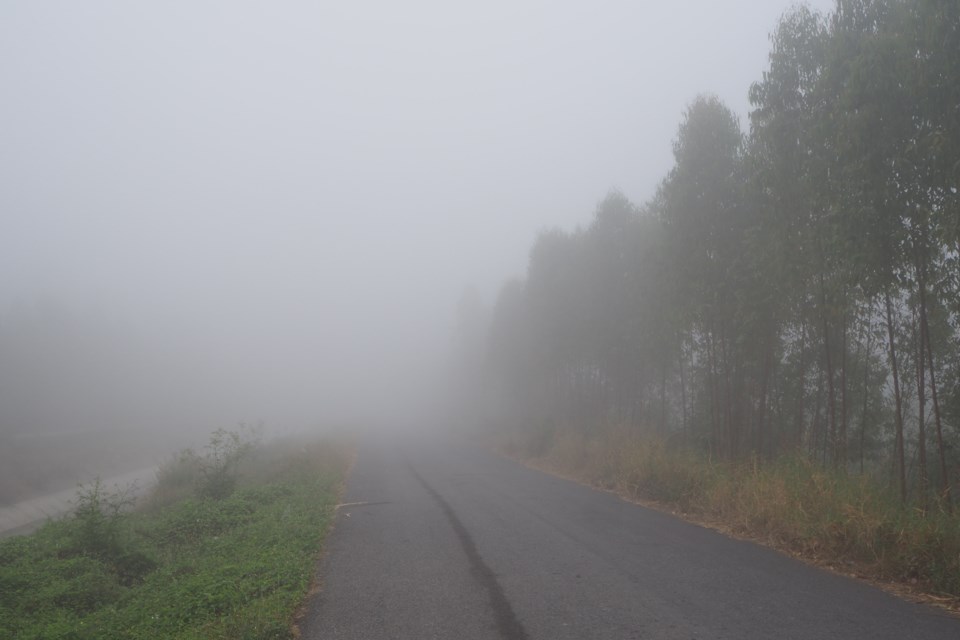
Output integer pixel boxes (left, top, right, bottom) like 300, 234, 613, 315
475, 0, 960, 511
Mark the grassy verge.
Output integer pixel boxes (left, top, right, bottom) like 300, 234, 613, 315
0, 434, 351, 640
499, 425, 960, 604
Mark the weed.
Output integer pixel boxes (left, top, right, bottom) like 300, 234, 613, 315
198, 424, 261, 500
150, 424, 263, 507
69, 478, 137, 560
149, 448, 203, 508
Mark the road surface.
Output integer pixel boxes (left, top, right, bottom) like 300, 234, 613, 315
299, 438, 959, 639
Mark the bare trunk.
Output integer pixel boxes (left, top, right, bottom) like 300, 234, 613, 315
678, 335, 688, 439
796, 320, 807, 450
707, 327, 720, 459
819, 272, 837, 468
720, 320, 735, 458
885, 288, 907, 504
919, 272, 951, 510
659, 359, 668, 435
811, 365, 825, 462
756, 327, 774, 460
839, 310, 848, 470
859, 313, 872, 476
913, 303, 928, 513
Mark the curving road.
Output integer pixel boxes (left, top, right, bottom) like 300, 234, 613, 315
299, 438, 959, 639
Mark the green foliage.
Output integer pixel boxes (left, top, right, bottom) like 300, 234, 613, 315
69, 478, 137, 560
0, 438, 348, 640
152, 448, 203, 504
147, 424, 263, 510
197, 425, 261, 500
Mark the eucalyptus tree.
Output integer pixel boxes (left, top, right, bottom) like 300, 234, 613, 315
523, 227, 588, 425
658, 95, 751, 457
905, 0, 960, 508
486, 279, 536, 427
748, 5, 829, 456
477, 0, 960, 507
582, 191, 673, 429
825, 0, 958, 505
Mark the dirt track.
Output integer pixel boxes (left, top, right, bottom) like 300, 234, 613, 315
0, 465, 157, 538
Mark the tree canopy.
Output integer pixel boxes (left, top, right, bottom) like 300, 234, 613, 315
478, 0, 960, 509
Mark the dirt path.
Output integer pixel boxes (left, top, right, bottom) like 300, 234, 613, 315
0, 466, 158, 538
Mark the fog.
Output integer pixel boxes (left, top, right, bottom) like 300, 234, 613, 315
0, 0, 833, 452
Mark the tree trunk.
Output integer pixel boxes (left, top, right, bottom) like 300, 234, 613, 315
919, 273, 951, 510
706, 327, 719, 458
678, 335, 688, 440
839, 309, 848, 470
819, 272, 837, 468
756, 326, 775, 460
720, 320, 735, 458
885, 288, 907, 504
913, 303, 928, 513
811, 365, 825, 462
659, 359, 668, 435
859, 312, 872, 476
796, 320, 807, 451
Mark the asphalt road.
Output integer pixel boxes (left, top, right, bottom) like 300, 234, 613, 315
299, 438, 960, 639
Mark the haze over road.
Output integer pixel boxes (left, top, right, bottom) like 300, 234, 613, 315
300, 438, 959, 640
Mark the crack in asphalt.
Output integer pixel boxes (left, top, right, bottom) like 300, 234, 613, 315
409, 464, 530, 640
334, 501, 391, 509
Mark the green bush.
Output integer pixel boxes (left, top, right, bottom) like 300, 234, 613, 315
69, 478, 137, 561
197, 425, 260, 500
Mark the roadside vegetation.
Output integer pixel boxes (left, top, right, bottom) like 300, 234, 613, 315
0, 428, 350, 640
500, 426, 960, 602
448, 0, 960, 604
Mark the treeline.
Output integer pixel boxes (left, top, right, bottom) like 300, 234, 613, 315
478, 0, 960, 509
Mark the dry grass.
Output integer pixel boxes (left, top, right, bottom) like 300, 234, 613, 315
505, 425, 960, 602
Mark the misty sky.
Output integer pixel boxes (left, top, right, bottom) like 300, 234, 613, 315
0, 1, 834, 435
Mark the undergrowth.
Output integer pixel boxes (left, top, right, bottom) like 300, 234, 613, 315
502, 425, 960, 599
0, 433, 350, 640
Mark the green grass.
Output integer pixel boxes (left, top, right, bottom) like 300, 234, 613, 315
503, 425, 960, 601
0, 436, 350, 640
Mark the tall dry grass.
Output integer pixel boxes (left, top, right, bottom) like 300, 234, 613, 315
511, 425, 960, 598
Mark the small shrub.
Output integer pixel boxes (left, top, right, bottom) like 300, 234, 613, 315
198, 425, 261, 500
149, 448, 203, 508
52, 564, 122, 613
113, 550, 157, 586
70, 478, 137, 560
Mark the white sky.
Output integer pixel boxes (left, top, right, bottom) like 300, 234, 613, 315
0, 0, 835, 433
